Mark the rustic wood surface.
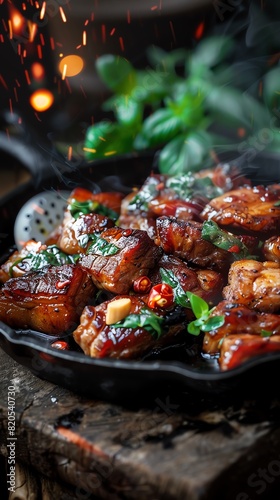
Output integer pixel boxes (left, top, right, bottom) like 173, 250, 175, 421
1, 348, 280, 500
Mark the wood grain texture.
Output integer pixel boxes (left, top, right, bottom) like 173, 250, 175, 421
1, 347, 280, 500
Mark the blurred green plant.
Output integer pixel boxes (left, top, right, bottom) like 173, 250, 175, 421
84, 35, 278, 175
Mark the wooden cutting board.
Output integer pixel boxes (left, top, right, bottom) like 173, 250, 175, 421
1, 347, 280, 500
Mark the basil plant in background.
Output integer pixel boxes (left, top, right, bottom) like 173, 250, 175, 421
84, 35, 279, 175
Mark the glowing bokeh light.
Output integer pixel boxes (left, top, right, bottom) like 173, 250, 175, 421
30, 89, 54, 112
58, 55, 84, 77
31, 62, 45, 80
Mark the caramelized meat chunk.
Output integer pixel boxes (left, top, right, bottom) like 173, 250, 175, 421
58, 213, 114, 255
223, 260, 280, 313
201, 184, 280, 233
219, 334, 280, 370
0, 240, 46, 283
0, 265, 95, 334
149, 255, 224, 306
263, 235, 280, 263
73, 295, 184, 359
155, 216, 229, 271
79, 227, 162, 294
203, 301, 280, 354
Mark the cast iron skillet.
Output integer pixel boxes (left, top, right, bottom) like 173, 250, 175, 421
1, 129, 280, 403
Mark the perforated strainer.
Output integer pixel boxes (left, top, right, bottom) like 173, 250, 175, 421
14, 190, 71, 249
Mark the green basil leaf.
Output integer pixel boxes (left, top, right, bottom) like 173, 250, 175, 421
84, 121, 117, 159
79, 233, 119, 256
186, 292, 209, 319
201, 315, 225, 332
187, 321, 201, 336
190, 36, 234, 70
69, 199, 118, 220
159, 131, 212, 176
260, 329, 273, 338
112, 307, 165, 339
263, 67, 280, 113
141, 108, 183, 148
201, 220, 251, 260
160, 268, 190, 308
10, 245, 79, 275
96, 54, 136, 94
104, 95, 143, 127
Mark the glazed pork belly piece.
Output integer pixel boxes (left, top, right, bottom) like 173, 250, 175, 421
73, 295, 185, 359
148, 254, 224, 307
79, 227, 162, 294
201, 184, 280, 234
219, 334, 280, 370
223, 260, 280, 313
203, 300, 280, 354
262, 235, 280, 263
46, 187, 124, 245
0, 265, 95, 334
155, 216, 229, 271
57, 213, 115, 255
0, 240, 45, 283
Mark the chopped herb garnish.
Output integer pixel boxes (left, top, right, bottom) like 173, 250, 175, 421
186, 292, 225, 336
166, 173, 223, 200
69, 199, 118, 220
111, 307, 165, 339
128, 183, 158, 211
260, 330, 273, 338
78, 233, 119, 256
9, 245, 79, 276
201, 220, 254, 260
159, 267, 190, 308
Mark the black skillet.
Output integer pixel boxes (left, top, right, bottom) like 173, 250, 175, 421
1, 123, 280, 403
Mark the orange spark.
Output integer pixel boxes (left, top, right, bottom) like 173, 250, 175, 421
8, 20, 13, 39
84, 19, 89, 26
28, 21, 37, 42
37, 45, 43, 59
151, 5, 158, 10
83, 147, 97, 154
101, 24, 106, 43
62, 64, 67, 80
0, 74, 8, 90
24, 69, 31, 85
195, 21, 205, 40
110, 28, 116, 36
127, 10, 131, 23
40, 1, 46, 20
9, 98, 13, 114
50, 37, 55, 50
67, 146, 73, 161
119, 36, 124, 51
40, 33, 45, 45
0, 34, 3, 42
13, 87, 18, 102
59, 7, 67, 22
82, 30, 86, 46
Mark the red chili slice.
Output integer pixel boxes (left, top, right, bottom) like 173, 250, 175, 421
147, 283, 174, 309
133, 276, 152, 294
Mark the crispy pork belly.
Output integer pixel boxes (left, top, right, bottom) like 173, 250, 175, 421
219, 334, 280, 370
201, 184, 280, 233
203, 301, 280, 354
67, 187, 124, 214
0, 240, 46, 283
195, 163, 251, 190
79, 227, 162, 294
73, 295, 184, 359
263, 235, 280, 263
149, 255, 224, 306
155, 216, 229, 271
57, 213, 114, 255
223, 260, 280, 313
0, 265, 95, 334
